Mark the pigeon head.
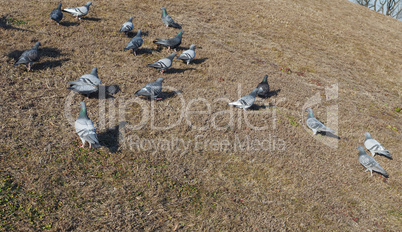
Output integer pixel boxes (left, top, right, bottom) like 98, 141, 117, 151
262, 75, 268, 83
128, 16, 133, 22
177, 30, 184, 37
90, 67, 98, 77
189, 44, 196, 50
168, 53, 177, 60
156, 77, 164, 83
57, 3, 62, 9
34, 42, 41, 49
86, 2, 92, 7
78, 102, 89, 119
250, 88, 259, 96
357, 146, 366, 156
364, 132, 372, 140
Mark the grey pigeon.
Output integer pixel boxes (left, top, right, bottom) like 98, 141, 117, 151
364, 132, 392, 159
177, 44, 196, 65
256, 75, 270, 98
120, 16, 133, 34
147, 53, 177, 73
75, 102, 100, 149
124, 30, 143, 55
358, 146, 388, 178
228, 88, 259, 110
161, 7, 181, 29
63, 1, 92, 20
306, 108, 335, 135
68, 68, 101, 97
153, 30, 183, 52
135, 78, 164, 100
13, 42, 41, 72
50, 3, 63, 24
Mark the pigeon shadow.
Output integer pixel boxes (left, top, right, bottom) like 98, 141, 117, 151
0, 15, 33, 32
248, 104, 274, 111
82, 17, 102, 21
127, 30, 149, 38
31, 58, 71, 71
98, 122, 128, 153
258, 89, 282, 99
6, 47, 64, 62
317, 131, 341, 140
192, 58, 208, 64
87, 85, 121, 99
165, 68, 196, 74
137, 90, 182, 101
135, 48, 153, 55
59, 21, 80, 27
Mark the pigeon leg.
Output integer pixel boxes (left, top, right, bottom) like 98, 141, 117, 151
79, 143, 85, 148
89, 143, 92, 149
156, 97, 163, 100
27, 63, 31, 72
370, 170, 373, 176
167, 47, 171, 52
132, 50, 136, 56
166, 25, 168, 28
160, 69, 165, 74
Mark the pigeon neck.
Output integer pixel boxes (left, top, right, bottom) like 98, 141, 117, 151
262, 75, 268, 83
162, 9, 167, 17
34, 43, 40, 50
57, 3, 62, 9
79, 107, 89, 119
307, 111, 314, 118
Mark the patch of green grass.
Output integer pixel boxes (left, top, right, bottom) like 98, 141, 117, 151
286, 115, 300, 127
6, 17, 26, 26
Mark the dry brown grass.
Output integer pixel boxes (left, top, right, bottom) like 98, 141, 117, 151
1, 0, 401, 231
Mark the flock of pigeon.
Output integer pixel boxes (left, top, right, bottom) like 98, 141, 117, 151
11, 2, 393, 178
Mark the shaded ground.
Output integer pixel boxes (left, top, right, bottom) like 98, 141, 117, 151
0, 0, 401, 231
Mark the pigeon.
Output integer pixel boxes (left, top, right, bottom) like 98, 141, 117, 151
228, 88, 259, 110
75, 102, 101, 149
364, 132, 392, 159
147, 53, 177, 73
135, 78, 164, 100
177, 44, 196, 65
161, 7, 181, 29
68, 68, 101, 97
50, 3, 63, 24
306, 108, 336, 135
358, 146, 388, 178
13, 42, 41, 72
120, 16, 133, 34
153, 30, 183, 52
63, 1, 92, 20
256, 75, 270, 98
124, 30, 143, 55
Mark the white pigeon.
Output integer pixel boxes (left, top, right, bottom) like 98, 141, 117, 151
75, 102, 100, 149
228, 88, 259, 110
68, 68, 101, 97
177, 44, 196, 65
364, 132, 392, 159
120, 16, 133, 34
358, 146, 388, 178
63, 2, 92, 20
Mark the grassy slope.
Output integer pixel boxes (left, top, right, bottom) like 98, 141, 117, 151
0, 0, 401, 231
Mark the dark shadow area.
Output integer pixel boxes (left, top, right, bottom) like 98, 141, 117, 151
137, 90, 182, 101
87, 85, 121, 99
59, 21, 80, 27
258, 88, 281, 99
248, 104, 274, 110
135, 48, 153, 55
7, 47, 64, 63
165, 68, 196, 74
98, 121, 128, 153
31, 58, 70, 71
82, 17, 102, 21
0, 15, 33, 32
192, 58, 208, 64
127, 30, 149, 38
317, 131, 341, 140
